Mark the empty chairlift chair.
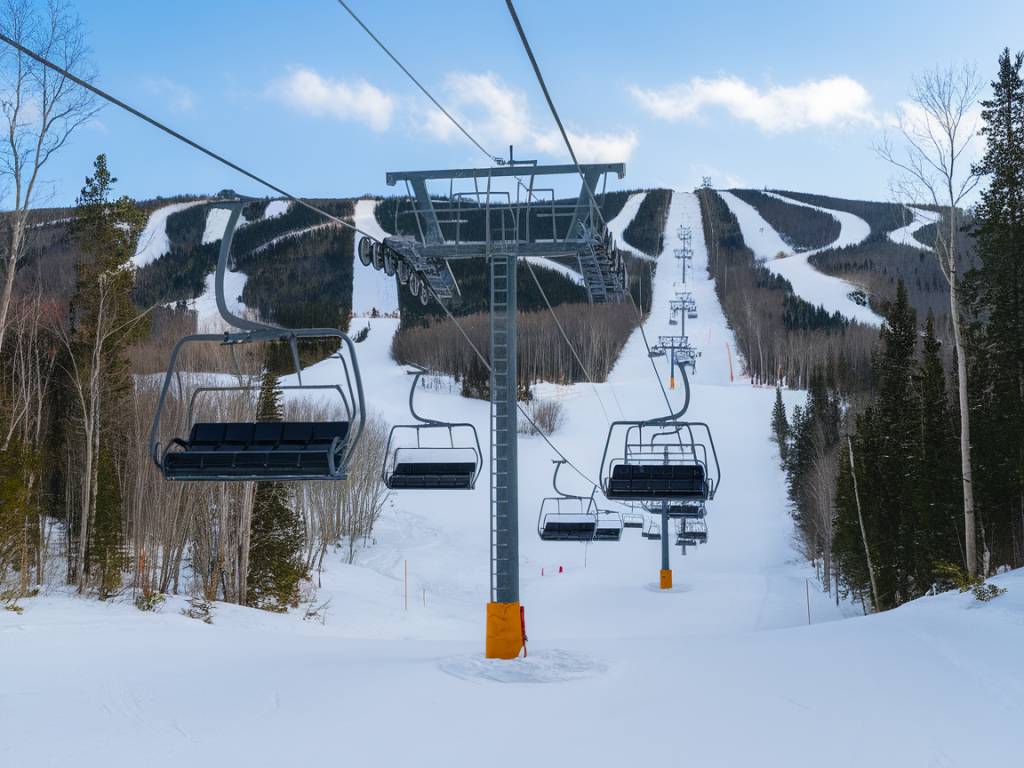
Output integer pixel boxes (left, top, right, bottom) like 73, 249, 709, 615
382, 366, 482, 490
537, 460, 599, 542
641, 519, 661, 541
594, 510, 624, 542
150, 201, 365, 482
621, 511, 645, 529
600, 362, 719, 504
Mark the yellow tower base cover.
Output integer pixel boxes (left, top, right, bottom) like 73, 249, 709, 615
660, 569, 673, 590
486, 601, 524, 659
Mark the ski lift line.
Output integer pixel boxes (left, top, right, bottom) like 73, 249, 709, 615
335, 0, 502, 167
503, 2, 676, 417
0, 33, 378, 243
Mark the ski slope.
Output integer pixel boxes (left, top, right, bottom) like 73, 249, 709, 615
718, 190, 881, 326
888, 205, 940, 251
605, 191, 655, 261
134, 200, 207, 267
351, 198, 399, 316
4, 193, 1020, 767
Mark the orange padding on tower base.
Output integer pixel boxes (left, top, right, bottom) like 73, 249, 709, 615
660, 569, 673, 590
486, 601, 525, 659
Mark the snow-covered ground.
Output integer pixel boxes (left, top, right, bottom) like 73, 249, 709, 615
605, 191, 655, 261
134, 200, 207, 267
4, 192, 1020, 767
888, 205, 940, 251
718, 190, 881, 326
351, 198, 399, 316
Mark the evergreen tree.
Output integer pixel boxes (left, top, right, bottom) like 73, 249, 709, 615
66, 154, 145, 591
969, 47, 1024, 570
912, 313, 964, 583
834, 282, 920, 607
771, 387, 790, 467
247, 370, 306, 611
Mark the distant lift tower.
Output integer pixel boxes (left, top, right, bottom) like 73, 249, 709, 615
379, 159, 627, 658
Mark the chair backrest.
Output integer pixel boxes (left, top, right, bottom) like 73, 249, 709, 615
190, 423, 224, 445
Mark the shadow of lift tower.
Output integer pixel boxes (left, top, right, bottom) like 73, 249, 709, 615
370, 156, 627, 659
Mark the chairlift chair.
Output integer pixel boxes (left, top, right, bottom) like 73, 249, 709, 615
150, 202, 366, 482
621, 511, 644, 529
664, 502, 706, 519
382, 366, 482, 490
641, 519, 661, 541
599, 361, 720, 502
537, 460, 598, 542
594, 510, 624, 542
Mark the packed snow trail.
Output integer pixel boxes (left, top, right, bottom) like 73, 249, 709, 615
887, 205, 940, 250
4, 193, 1020, 767
134, 199, 207, 267
605, 191, 655, 261
718, 190, 881, 326
351, 198, 399, 316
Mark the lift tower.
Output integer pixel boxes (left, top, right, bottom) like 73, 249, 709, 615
372, 159, 627, 658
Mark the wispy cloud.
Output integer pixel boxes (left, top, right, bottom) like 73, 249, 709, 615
145, 78, 196, 112
630, 75, 878, 133
420, 71, 637, 162
268, 67, 396, 132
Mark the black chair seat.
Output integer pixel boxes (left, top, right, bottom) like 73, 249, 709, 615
162, 421, 349, 480
606, 462, 708, 499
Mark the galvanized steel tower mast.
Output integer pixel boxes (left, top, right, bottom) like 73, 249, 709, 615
374, 159, 626, 657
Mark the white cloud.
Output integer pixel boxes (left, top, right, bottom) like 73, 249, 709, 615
533, 128, 638, 164
420, 71, 637, 161
268, 67, 395, 132
630, 75, 878, 133
145, 78, 195, 112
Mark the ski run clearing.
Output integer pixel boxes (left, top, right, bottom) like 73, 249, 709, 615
718, 190, 882, 326
888, 204, 941, 251
3, 192, 1021, 768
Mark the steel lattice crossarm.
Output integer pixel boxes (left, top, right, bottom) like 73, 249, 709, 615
370, 161, 628, 304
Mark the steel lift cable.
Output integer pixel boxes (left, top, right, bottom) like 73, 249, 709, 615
334, 0, 625, 426
504, 0, 677, 417
0, 33, 381, 244
0, 29, 602, 491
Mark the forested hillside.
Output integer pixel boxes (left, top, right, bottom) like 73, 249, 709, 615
728, 189, 840, 251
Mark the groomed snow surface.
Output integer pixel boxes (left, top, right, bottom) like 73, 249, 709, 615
718, 190, 882, 326
4, 192, 1021, 767
888, 205, 940, 251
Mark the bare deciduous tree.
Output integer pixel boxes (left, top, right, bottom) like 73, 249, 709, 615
877, 64, 982, 577
0, 0, 98, 358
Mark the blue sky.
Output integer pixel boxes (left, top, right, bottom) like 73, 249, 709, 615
31, 0, 1024, 207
